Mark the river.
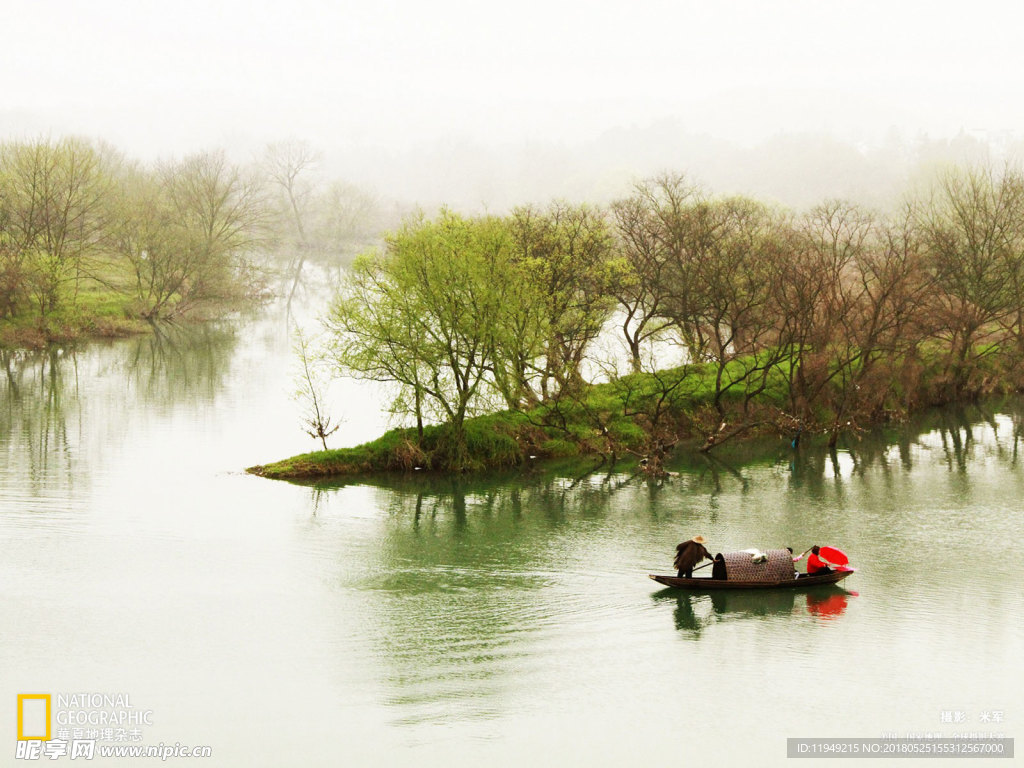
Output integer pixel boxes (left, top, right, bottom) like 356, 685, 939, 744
1, 304, 1021, 766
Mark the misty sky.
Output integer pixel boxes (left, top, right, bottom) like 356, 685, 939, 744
3, 0, 1023, 207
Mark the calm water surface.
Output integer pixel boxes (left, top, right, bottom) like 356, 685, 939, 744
1, 310, 1021, 766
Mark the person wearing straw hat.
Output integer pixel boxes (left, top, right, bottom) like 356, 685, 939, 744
674, 535, 713, 578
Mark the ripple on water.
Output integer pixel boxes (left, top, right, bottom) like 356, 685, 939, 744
366, 587, 546, 727
0, 489, 90, 536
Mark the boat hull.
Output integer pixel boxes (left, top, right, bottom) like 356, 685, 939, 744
648, 569, 853, 590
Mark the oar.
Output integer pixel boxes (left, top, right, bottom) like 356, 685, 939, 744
793, 547, 813, 562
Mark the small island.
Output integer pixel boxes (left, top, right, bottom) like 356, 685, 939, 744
250, 168, 1024, 480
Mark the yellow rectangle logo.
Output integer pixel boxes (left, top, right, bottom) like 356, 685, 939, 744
17, 694, 51, 741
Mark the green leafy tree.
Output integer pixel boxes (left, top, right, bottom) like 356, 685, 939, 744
326, 211, 513, 469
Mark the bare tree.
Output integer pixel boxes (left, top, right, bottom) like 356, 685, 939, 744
157, 150, 266, 313
989, 169, 1024, 371
508, 202, 617, 399
263, 140, 319, 245
682, 197, 790, 450
262, 140, 320, 306
917, 166, 1023, 397
782, 201, 874, 442
0, 138, 110, 316
611, 173, 698, 372
293, 327, 340, 451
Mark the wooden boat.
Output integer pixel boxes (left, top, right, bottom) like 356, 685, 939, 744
650, 547, 855, 590
649, 568, 853, 590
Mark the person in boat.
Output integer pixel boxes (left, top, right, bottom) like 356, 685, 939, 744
674, 535, 713, 578
711, 553, 726, 580
804, 545, 832, 577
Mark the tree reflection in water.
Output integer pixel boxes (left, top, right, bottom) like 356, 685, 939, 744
0, 322, 238, 493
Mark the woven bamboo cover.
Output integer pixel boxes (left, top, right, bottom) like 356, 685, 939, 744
721, 549, 795, 582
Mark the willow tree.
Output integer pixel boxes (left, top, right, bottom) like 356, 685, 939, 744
326, 211, 514, 469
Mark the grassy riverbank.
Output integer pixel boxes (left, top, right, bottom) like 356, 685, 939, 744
0, 280, 255, 348
248, 361, 794, 479
0, 284, 149, 348
1, 138, 268, 350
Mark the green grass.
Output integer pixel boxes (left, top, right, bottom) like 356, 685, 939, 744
0, 257, 253, 348
250, 411, 544, 479
0, 285, 148, 347
248, 357, 796, 480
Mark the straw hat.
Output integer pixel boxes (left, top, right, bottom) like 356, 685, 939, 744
692, 535, 706, 544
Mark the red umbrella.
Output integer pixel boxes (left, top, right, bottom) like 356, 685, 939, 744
819, 546, 849, 566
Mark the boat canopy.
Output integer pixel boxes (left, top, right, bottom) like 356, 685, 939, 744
720, 549, 795, 582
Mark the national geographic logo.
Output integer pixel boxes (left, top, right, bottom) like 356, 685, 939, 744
16, 693, 153, 740
16, 695, 51, 741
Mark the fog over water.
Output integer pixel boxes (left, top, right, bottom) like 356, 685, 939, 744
4, 5, 1024, 764
4, 1, 1024, 209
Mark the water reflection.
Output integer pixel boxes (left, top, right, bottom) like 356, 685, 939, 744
299, 468, 665, 726
301, 461, 886, 725
778, 398, 1024, 491
121, 321, 239, 405
0, 346, 78, 498
306, 463, 640, 526
0, 323, 239, 503
805, 590, 852, 619
653, 586, 854, 637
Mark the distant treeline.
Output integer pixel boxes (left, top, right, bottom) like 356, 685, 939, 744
0, 137, 385, 344
327, 166, 1024, 471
